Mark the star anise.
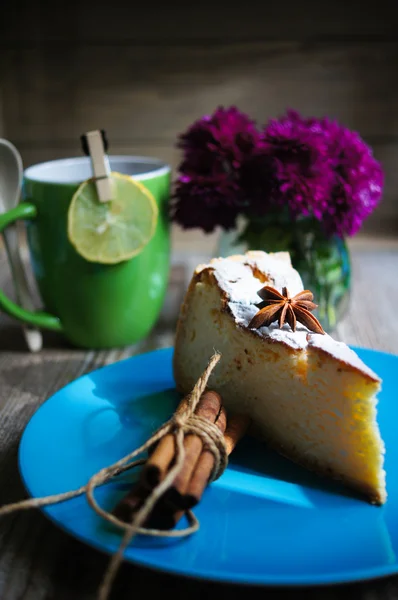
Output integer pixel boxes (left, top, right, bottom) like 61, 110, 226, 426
249, 286, 325, 334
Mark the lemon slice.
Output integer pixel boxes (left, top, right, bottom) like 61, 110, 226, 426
67, 172, 158, 264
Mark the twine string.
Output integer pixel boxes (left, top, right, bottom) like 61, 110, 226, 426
0, 352, 224, 600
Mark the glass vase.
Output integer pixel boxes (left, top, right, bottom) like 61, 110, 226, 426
218, 214, 351, 333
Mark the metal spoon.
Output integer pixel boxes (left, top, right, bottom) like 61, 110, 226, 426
0, 139, 43, 352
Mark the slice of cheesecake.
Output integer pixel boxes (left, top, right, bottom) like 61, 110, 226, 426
173, 251, 386, 504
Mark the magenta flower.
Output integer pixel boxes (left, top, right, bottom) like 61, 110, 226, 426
178, 106, 261, 172
171, 107, 384, 237
254, 111, 333, 219
171, 106, 261, 232
239, 150, 277, 216
313, 117, 384, 236
172, 172, 241, 233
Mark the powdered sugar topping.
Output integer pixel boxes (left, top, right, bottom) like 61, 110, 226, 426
307, 334, 380, 381
202, 252, 380, 380
210, 252, 303, 302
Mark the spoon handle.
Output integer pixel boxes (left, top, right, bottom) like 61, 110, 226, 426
3, 225, 43, 352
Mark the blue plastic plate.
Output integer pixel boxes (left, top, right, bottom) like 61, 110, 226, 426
19, 346, 398, 586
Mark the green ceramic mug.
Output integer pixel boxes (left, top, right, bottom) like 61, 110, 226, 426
0, 156, 171, 348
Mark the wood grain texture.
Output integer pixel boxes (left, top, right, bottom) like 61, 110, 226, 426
0, 243, 397, 599
2, 39, 398, 234
3, 42, 398, 144
2, 3, 398, 237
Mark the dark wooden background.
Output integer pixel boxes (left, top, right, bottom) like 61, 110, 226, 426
1, 0, 398, 244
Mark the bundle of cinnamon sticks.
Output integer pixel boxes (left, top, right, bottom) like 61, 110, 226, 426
113, 391, 250, 530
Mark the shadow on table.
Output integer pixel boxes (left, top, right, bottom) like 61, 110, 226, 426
228, 435, 363, 506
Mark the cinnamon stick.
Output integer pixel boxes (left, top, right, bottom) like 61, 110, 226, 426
160, 412, 251, 529
140, 394, 191, 488
184, 412, 250, 508
224, 413, 252, 456
113, 391, 222, 524
112, 394, 189, 522
161, 391, 223, 510
112, 483, 147, 523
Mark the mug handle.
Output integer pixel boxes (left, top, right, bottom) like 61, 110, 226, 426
0, 203, 63, 331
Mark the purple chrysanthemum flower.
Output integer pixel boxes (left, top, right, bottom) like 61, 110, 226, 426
172, 106, 261, 231
239, 150, 277, 216
171, 106, 383, 237
172, 172, 241, 233
178, 106, 261, 172
313, 117, 384, 236
258, 110, 333, 219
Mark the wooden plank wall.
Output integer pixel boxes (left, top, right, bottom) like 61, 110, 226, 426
1, 0, 398, 252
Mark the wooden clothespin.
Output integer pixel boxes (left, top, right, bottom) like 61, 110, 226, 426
80, 129, 113, 203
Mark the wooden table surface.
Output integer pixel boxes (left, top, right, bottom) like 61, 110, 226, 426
0, 245, 397, 600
